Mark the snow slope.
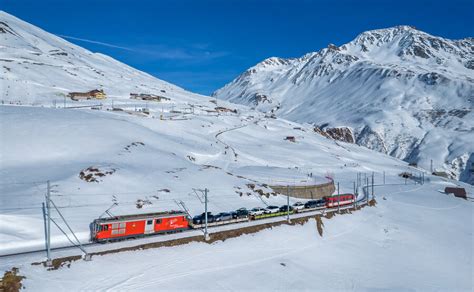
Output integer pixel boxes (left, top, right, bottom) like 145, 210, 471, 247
0, 13, 472, 290
0, 11, 198, 105
213, 26, 474, 184
0, 104, 410, 255
2, 180, 473, 291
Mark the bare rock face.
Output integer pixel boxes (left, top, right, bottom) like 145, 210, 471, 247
313, 127, 331, 139
325, 127, 355, 143
459, 154, 474, 185
314, 127, 355, 143
251, 93, 271, 105
356, 126, 388, 154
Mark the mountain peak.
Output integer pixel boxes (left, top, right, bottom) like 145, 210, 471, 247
214, 26, 474, 183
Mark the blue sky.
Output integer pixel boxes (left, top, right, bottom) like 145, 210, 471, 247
2, 0, 473, 95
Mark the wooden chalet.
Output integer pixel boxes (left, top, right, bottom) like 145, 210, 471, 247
68, 89, 106, 100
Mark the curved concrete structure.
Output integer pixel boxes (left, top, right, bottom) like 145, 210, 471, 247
270, 179, 335, 200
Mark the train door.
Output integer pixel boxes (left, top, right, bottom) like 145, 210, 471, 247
144, 218, 154, 234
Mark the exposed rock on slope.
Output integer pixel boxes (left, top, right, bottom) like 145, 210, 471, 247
214, 26, 474, 182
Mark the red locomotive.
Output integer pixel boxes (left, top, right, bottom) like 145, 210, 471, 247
325, 194, 355, 208
91, 211, 189, 242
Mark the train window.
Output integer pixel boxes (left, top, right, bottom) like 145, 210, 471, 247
147, 220, 153, 225
155, 219, 162, 224
119, 222, 126, 228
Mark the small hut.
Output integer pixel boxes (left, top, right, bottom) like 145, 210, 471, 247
444, 187, 467, 199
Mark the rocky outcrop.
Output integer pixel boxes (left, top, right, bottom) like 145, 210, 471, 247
356, 126, 388, 154
314, 127, 355, 143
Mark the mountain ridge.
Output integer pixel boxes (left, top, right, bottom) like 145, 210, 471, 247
213, 26, 474, 184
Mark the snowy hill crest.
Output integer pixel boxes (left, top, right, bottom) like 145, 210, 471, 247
214, 26, 474, 183
0, 11, 194, 104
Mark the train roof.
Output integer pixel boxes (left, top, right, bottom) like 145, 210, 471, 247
94, 211, 187, 223
328, 193, 354, 197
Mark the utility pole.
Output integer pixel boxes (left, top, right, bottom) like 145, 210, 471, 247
204, 188, 210, 241
356, 173, 359, 191
45, 180, 52, 266
286, 185, 290, 223
430, 159, 433, 173
358, 172, 361, 191
371, 172, 374, 200
366, 177, 369, 204
353, 181, 356, 209
364, 173, 367, 189
41, 202, 49, 263
337, 182, 340, 212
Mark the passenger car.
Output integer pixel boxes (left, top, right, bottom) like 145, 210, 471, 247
249, 207, 266, 216
214, 212, 233, 222
292, 202, 305, 211
265, 205, 280, 214
279, 205, 294, 212
233, 208, 249, 219
192, 212, 215, 224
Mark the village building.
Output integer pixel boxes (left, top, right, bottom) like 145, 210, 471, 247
444, 187, 467, 199
130, 93, 170, 102
68, 89, 106, 100
215, 106, 237, 114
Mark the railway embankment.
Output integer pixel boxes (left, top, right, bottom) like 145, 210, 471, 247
31, 199, 376, 271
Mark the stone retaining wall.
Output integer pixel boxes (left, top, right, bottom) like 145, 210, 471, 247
269, 180, 335, 199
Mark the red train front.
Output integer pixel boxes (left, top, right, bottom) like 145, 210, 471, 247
91, 211, 189, 242
325, 194, 355, 208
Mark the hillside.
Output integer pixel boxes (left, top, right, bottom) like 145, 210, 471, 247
213, 26, 474, 184
0, 10, 414, 255
0, 11, 199, 105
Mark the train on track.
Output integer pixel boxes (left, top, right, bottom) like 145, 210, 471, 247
91, 193, 356, 243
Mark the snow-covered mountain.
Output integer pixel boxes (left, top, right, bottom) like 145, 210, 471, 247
0, 11, 200, 105
0, 10, 412, 255
213, 26, 474, 184
1, 12, 473, 290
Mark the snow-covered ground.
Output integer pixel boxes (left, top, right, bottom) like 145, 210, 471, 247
2, 179, 472, 291
1, 11, 472, 291
0, 103, 413, 255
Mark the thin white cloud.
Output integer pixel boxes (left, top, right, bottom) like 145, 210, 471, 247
57, 34, 135, 51
57, 34, 230, 61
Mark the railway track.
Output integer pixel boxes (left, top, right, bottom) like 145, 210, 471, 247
0, 190, 369, 259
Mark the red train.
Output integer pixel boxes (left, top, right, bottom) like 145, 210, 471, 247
91, 193, 357, 242
91, 211, 189, 242
325, 194, 355, 208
